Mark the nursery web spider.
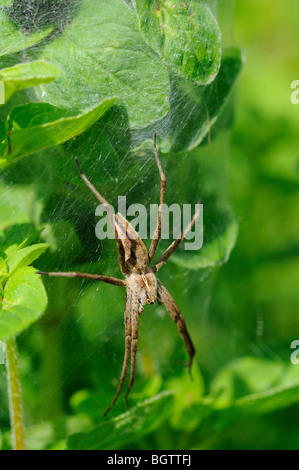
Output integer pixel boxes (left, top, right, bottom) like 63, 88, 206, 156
38, 133, 200, 416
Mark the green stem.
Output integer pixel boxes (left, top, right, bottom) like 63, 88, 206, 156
5, 337, 25, 450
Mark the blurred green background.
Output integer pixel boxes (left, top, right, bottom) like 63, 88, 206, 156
0, 0, 299, 450
209, 0, 299, 449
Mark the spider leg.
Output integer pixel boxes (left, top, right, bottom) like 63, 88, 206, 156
157, 280, 195, 374
75, 157, 114, 227
75, 157, 130, 275
104, 291, 132, 416
152, 203, 200, 273
36, 271, 126, 287
124, 297, 139, 407
148, 132, 166, 263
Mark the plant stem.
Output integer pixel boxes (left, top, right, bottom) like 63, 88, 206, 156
5, 337, 25, 450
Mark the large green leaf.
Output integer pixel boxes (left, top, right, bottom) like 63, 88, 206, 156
133, 0, 222, 84
36, 0, 170, 128
0, 61, 62, 102
0, 7, 53, 57
67, 391, 173, 450
0, 266, 48, 341
0, 97, 116, 166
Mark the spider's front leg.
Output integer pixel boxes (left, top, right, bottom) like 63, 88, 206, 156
36, 271, 126, 287
157, 280, 195, 373
148, 132, 166, 263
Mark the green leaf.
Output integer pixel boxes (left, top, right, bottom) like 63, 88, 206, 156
0, 266, 48, 341
210, 357, 286, 409
162, 47, 243, 153
172, 220, 238, 270
0, 8, 53, 58
6, 243, 49, 275
0, 61, 62, 102
0, 187, 36, 231
67, 391, 173, 450
2, 415, 92, 451
10, 228, 46, 253
0, 224, 41, 256
0, 97, 116, 166
159, 131, 238, 270
205, 357, 299, 429
133, 0, 222, 84
129, 47, 243, 155
0, 256, 7, 276
0, 119, 7, 163
36, 0, 170, 128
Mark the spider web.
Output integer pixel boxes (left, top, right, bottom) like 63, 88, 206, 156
0, 0, 265, 440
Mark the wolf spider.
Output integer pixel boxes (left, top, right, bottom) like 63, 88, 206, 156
38, 133, 200, 416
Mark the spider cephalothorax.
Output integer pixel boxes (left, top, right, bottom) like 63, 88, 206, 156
38, 133, 200, 416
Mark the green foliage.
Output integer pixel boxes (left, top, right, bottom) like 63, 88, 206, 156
6, 243, 49, 275
68, 392, 173, 450
0, 98, 116, 167
0, 0, 243, 450
0, 0, 296, 452
0, 239, 49, 341
0, 61, 62, 102
36, 0, 170, 128
133, 0, 221, 84
0, 0, 53, 57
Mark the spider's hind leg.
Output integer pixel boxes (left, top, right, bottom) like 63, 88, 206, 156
103, 292, 132, 417
124, 297, 140, 407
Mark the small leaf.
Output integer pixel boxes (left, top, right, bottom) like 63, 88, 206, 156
133, 0, 222, 84
0, 267, 48, 341
0, 61, 62, 102
0, 98, 117, 166
6, 243, 49, 275
0, 8, 53, 58
0, 224, 41, 257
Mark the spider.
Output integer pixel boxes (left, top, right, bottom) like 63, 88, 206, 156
37, 133, 200, 416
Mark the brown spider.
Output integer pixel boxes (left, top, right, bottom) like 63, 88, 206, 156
37, 133, 200, 416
